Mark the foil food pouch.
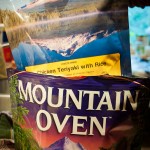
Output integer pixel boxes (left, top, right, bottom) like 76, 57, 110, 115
0, 0, 131, 76
8, 69, 150, 150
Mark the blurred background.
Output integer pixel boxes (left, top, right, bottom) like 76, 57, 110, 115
129, 6, 150, 77
0, 17, 15, 149
129, 6, 150, 150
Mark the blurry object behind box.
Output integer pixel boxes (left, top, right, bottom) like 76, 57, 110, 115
129, 6, 150, 77
0, 22, 7, 79
0, 21, 16, 76
0, 46, 7, 79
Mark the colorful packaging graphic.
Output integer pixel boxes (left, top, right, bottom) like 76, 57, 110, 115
8, 69, 150, 150
0, 0, 131, 76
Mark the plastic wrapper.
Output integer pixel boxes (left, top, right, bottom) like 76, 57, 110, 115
8, 68, 150, 150
0, 0, 131, 76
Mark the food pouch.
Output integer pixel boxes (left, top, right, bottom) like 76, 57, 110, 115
8, 68, 150, 150
0, 0, 131, 76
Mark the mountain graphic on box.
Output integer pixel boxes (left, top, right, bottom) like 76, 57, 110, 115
44, 137, 86, 150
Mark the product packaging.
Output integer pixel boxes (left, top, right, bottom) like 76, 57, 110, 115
8, 69, 150, 150
0, 0, 131, 76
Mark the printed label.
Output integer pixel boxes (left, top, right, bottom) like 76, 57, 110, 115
26, 53, 121, 77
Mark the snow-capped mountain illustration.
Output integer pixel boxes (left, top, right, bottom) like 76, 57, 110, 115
44, 137, 86, 150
